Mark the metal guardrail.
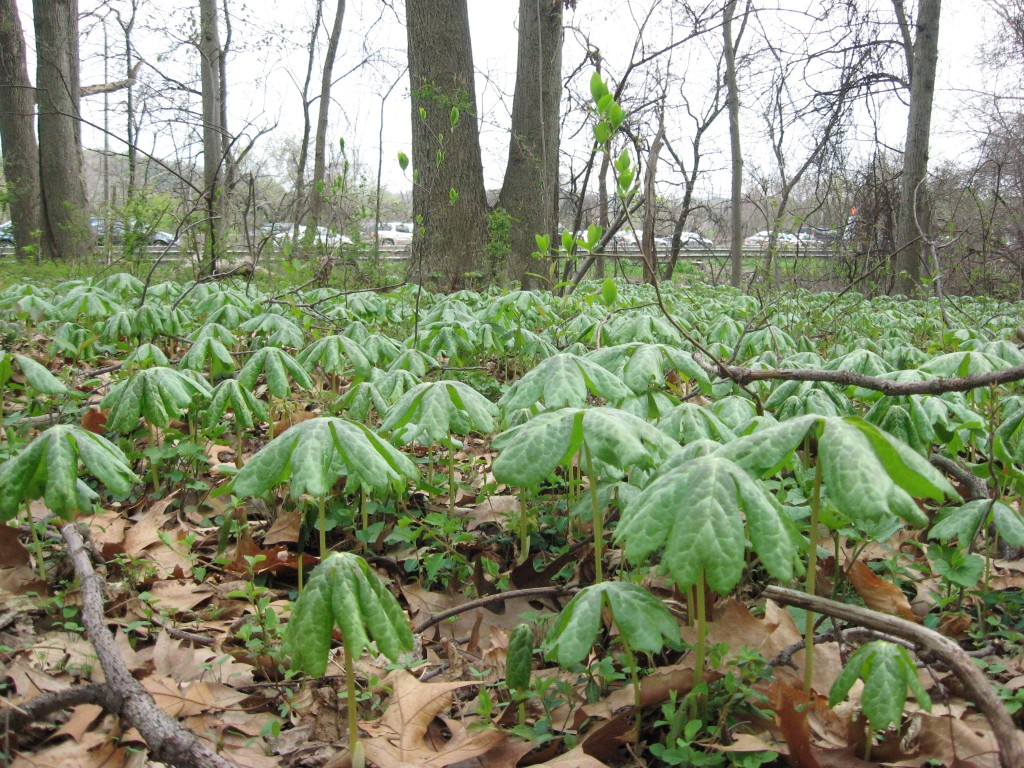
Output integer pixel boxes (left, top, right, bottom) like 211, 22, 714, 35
0, 243, 841, 262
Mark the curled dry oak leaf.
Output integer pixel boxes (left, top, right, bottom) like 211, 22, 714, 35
845, 560, 918, 623
360, 670, 507, 767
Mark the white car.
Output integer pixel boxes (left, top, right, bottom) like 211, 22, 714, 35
375, 221, 414, 246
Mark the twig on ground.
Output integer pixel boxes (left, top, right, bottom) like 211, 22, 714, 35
60, 523, 239, 768
763, 584, 1024, 768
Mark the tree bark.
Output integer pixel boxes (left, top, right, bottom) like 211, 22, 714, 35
406, 0, 489, 291
496, 0, 563, 287
199, 0, 225, 274
893, 0, 941, 294
0, 0, 41, 259
723, 0, 744, 288
311, 0, 346, 224
34, 0, 89, 261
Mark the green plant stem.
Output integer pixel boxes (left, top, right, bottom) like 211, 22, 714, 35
690, 568, 708, 722
317, 496, 327, 556
343, 637, 363, 768
359, 486, 368, 533
448, 435, 456, 517
149, 422, 160, 490
234, 427, 244, 469
625, 646, 642, 741
804, 458, 823, 696
518, 491, 530, 565
25, 503, 46, 581
583, 444, 603, 583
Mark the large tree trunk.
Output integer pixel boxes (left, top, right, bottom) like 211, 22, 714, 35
34, 0, 89, 260
723, 0, 744, 288
893, 0, 941, 294
199, 0, 225, 274
311, 0, 346, 224
496, 0, 562, 287
0, 0, 42, 259
406, 0, 489, 291
293, 0, 323, 230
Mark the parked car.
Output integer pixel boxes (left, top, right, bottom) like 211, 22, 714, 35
90, 217, 176, 246
743, 231, 797, 248
261, 223, 352, 249
797, 226, 842, 245
0, 221, 14, 245
375, 221, 414, 246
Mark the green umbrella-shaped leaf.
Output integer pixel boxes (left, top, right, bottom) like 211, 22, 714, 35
0, 424, 139, 521
499, 353, 629, 415
298, 335, 372, 379
204, 378, 269, 431
829, 640, 930, 731
102, 366, 211, 431
616, 455, 802, 594
930, 499, 1024, 548
283, 551, 414, 677
381, 380, 497, 445
0, 350, 67, 395
231, 416, 417, 500
492, 407, 678, 489
544, 582, 679, 668
237, 346, 314, 398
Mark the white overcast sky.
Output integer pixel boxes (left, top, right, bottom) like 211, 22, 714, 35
11, 1, 1006, 197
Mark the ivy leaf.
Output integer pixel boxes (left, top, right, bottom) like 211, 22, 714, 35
498, 353, 629, 415
284, 552, 414, 677
237, 346, 314, 399
381, 380, 497, 445
231, 416, 417, 500
0, 424, 139, 521
828, 640, 930, 732
616, 455, 802, 594
101, 366, 212, 431
544, 582, 679, 668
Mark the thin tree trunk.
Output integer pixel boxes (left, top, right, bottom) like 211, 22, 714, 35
311, 0, 346, 224
406, 0, 489, 290
293, 0, 323, 231
199, 0, 225, 274
893, 0, 941, 294
723, 0, 744, 288
496, 0, 563, 287
0, 0, 42, 259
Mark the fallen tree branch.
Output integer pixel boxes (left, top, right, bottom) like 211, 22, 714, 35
704, 359, 1024, 397
763, 585, 1024, 768
60, 523, 238, 768
413, 585, 576, 634
930, 453, 989, 501
1, 683, 110, 731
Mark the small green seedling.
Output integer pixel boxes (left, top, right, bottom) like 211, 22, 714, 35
545, 581, 679, 738
284, 552, 414, 768
829, 640, 931, 761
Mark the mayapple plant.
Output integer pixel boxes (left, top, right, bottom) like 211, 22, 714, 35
230, 416, 417, 557
492, 406, 678, 581
285, 552, 414, 768
0, 424, 139, 577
